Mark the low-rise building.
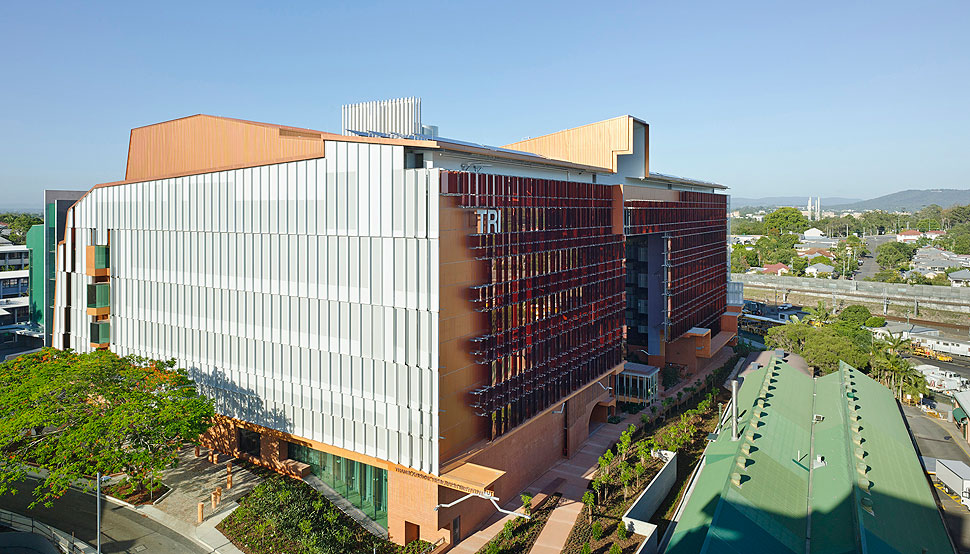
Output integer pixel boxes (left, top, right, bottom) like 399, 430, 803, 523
949, 269, 970, 287
761, 263, 790, 276
896, 229, 923, 243
666, 357, 952, 553
796, 247, 834, 259
802, 227, 825, 238
805, 262, 834, 277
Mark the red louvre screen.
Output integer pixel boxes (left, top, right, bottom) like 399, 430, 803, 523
624, 192, 727, 340
441, 171, 625, 440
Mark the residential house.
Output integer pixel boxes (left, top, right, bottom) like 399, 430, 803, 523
896, 229, 923, 243
805, 263, 834, 277
949, 269, 970, 287
762, 263, 790, 276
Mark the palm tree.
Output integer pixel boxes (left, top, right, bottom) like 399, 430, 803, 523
883, 332, 909, 356
804, 301, 832, 326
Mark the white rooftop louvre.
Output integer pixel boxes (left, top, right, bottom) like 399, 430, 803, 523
342, 96, 423, 137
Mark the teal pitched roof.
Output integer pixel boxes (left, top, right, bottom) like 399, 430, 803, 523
666, 358, 953, 554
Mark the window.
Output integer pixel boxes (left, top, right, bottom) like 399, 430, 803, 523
237, 427, 261, 457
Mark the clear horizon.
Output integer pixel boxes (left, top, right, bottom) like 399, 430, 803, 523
1, 0, 968, 208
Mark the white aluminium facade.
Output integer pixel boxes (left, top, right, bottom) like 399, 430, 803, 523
53, 142, 442, 473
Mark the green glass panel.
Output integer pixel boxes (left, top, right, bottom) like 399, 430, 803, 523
286, 442, 388, 530
86, 283, 110, 308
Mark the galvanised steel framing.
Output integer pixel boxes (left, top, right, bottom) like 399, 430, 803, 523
441, 171, 625, 440
624, 191, 728, 340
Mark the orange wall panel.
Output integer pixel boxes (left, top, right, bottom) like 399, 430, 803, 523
125, 115, 327, 181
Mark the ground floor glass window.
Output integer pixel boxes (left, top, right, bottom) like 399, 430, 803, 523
288, 442, 388, 529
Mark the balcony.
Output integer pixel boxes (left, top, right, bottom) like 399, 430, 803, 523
89, 321, 110, 347
85, 245, 110, 277
86, 283, 110, 316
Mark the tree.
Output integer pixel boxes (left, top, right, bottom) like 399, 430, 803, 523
804, 301, 832, 326
731, 218, 765, 235
838, 305, 871, 327
582, 490, 595, 523
791, 256, 808, 276
764, 207, 809, 235
809, 255, 832, 266
801, 328, 870, 374
619, 461, 633, 501
0, 349, 215, 506
882, 332, 909, 356
0, 213, 43, 245
731, 245, 752, 273
876, 242, 916, 271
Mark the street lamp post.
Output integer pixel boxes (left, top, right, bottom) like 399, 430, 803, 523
96, 472, 110, 554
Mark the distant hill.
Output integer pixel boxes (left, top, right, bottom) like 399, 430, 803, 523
829, 189, 970, 212
731, 196, 861, 209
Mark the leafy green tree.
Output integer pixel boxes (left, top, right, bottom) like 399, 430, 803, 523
731, 245, 751, 273
876, 241, 916, 270
802, 328, 870, 374
809, 255, 832, 266
870, 268, 904, 283
0, 213, 43, 245
731, 218, 766, 235
764, 207, 809, 234
582, 490, 596, 523
838, 305, 871, 327
791, 256, 808, 276
0, 349, 215, 506
864, 316, 886, 327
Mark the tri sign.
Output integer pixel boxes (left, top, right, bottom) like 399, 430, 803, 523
475, 209, 502, 234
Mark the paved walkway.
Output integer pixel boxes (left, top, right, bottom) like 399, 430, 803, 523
155, 448, 263, 525
449, 412, 643, 554
453, 349, 735, 553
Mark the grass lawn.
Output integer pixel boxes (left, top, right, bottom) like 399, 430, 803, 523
475, 493, 562, 554
218, 474, 430, 554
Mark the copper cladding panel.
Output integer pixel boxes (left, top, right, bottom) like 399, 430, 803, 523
125, 115, 327, 182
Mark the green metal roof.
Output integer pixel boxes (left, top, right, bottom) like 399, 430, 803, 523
666, 358, 953, 554
954, 407, 967, 423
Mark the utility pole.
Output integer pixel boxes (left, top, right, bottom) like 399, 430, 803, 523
97, 472, 102, 554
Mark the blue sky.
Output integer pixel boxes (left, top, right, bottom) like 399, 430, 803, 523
1, 0, 968, 208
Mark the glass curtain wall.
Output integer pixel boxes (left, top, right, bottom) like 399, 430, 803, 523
288, 442, 388, 529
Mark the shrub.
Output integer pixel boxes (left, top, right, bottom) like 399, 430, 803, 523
610, 544, 622, 554
502, 519, 516, 539
485, 541, 501, 554
617, 521, 628, 540
607, 415, 624, 424
581, 543, 591, 554
592, 521, 603, 541
865, 316, 886, 327
521, 493, 533, 515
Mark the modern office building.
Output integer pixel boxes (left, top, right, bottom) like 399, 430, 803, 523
51, 100, 734, 547
0, 244, 31, 347
667, 357, 952, 554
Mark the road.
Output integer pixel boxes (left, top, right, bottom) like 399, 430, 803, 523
0, 477, 209, 554
902, 405, 970, 553
857, 234, 895, 280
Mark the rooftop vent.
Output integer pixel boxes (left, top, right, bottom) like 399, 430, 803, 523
341, 96, 438, 138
